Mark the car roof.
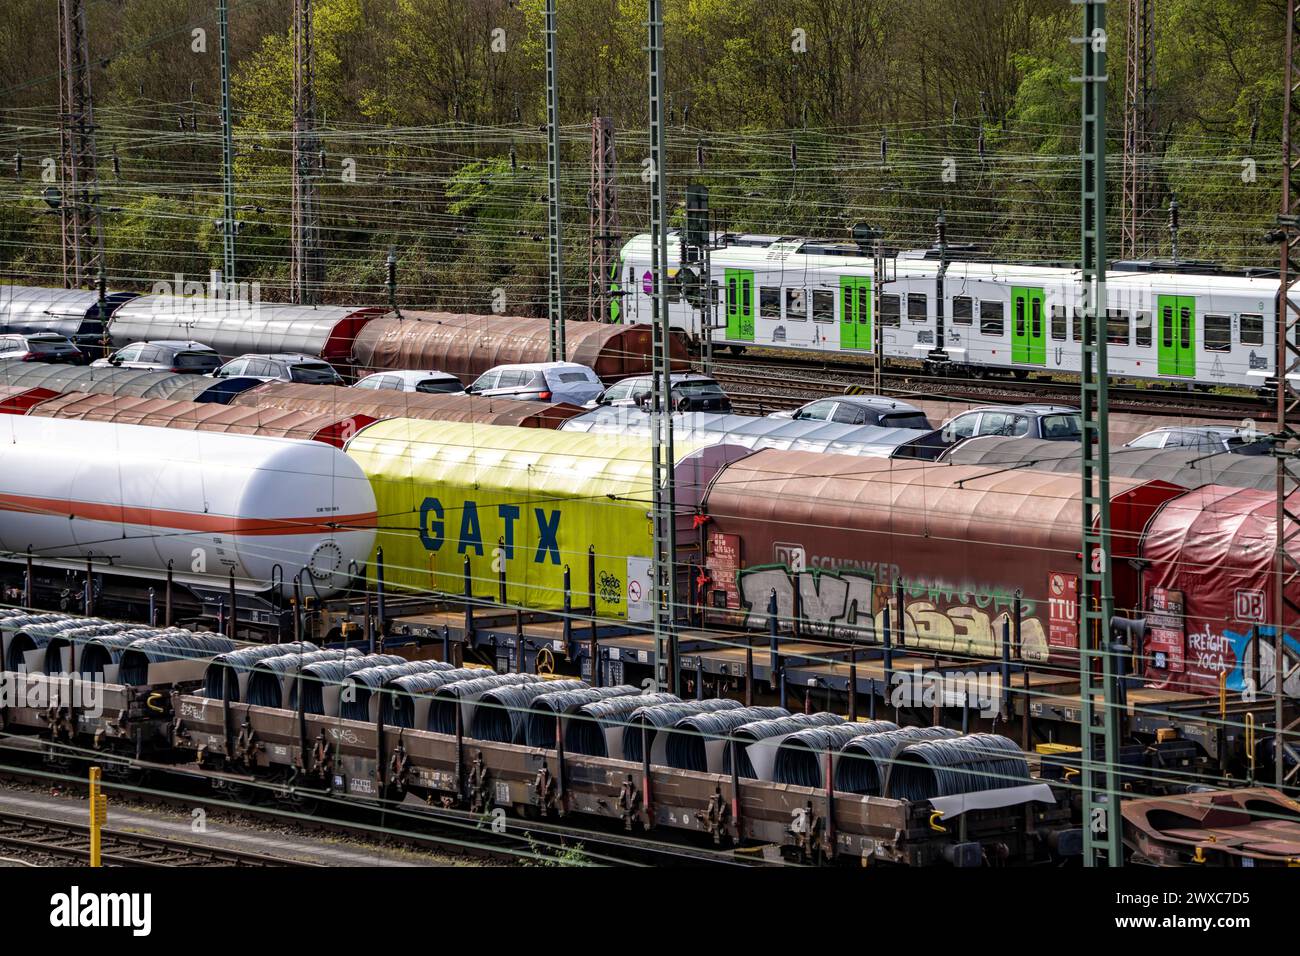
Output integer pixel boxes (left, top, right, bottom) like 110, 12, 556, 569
361, 369, 458, 379
485, 361, 591, 373
22, 332, 72, 341
230, 352, 324, 363
1144, 424, 1245, 436
830, 395, 925, 413
136, 340, 217, 351
960, 404, 1079, 415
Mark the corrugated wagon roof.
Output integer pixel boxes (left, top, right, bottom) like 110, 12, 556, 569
231, 381, 583, 428
0, 360, 254, 402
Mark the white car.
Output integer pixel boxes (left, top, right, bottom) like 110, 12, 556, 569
352, 370, 464, 394
466, 361, 604, 406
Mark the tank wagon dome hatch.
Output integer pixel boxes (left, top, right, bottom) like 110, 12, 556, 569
344, 419, 748, 619
351, 311, 689, 381
0, 416, 377, 598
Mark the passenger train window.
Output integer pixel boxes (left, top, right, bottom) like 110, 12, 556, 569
1180, 306, 1191, 350
907, 293, 927, 323
1106, 310, 1129, 346
1204, 314, 1230, 352
1134, 311, 1152, 347
761, 287, 781, 320
880, 294, 901, 327
785, 288, 808, 321
1014, 298, 1026, 339
1051, 305, 1067, 341
1072, 308, 1083, 343
1240, 313, 1264, 346
1162, 305, 1174, 348
813, 289, 834, 323
741, 279, 752, 316
979, 301, 1004, 336
952, 296, 973, 325
1031, 299, 1042, 339
727, 277, 737, 310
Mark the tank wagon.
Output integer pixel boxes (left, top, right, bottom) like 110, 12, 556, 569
0, 417, 377, 624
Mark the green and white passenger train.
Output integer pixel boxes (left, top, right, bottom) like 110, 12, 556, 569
617, 231, 1285, 389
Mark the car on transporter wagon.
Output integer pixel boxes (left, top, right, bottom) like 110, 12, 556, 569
466, 361, 604, 406
91, 340, 222, 374
0, 332, 87, 365
941, 404, 1083, 443
352, 369, 464, 394
213, 353, 345, 385
587, 373, 733, 412
771, 392, 932, 429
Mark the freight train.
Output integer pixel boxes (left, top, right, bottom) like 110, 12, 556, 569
0, 410, 1294, 706
617, 231, 1284, 390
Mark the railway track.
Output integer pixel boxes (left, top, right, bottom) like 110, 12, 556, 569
707, 353, 1264, 420
0, 751, 766, 868
0, 807, 309, 867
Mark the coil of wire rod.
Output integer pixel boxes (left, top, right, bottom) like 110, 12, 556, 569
426, 673, 542, 734
886, 733, 1031, 801
0, 613, 70, 640
468, 679, 590, 743
564, 692, 681, 757
382, 668, 492, 728
118, 632, 238, 686
721, 712, 845, 778
78, 631, 158, 677
41, 622, 129, 674
338, 660, 451, 721
833, 726, 962, 795
201, 642, 318, 700
292, 653, 405, 714
520, 685, 641, 748
6, 618, 106, 671
244, 649, 362, 708
621, 698, 745, 764
662, 706, 790, 772
771, 720, 899, 788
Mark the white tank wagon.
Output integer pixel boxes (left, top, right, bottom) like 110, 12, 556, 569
0, 417, 378, 602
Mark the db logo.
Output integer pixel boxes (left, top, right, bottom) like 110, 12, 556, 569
1235, 589, 1265, 623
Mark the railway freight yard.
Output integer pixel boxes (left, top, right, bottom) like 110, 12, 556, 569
0, 0, 1295, 939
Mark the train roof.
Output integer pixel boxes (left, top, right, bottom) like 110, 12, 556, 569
0, 359, 260, 402
0, 285, 137, 337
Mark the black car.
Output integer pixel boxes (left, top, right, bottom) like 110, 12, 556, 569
592, 373, 733, 412
0, 332, 86, 365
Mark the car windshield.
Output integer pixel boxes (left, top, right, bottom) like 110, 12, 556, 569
555, 371, 595, 384
174, 352, 220, 370
1041, 414, 1082, 439
289, 363, 340, 384
416, 378, 462, 394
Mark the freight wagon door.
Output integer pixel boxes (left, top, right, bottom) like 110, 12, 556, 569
1157, 294, 1196, 377
838, 276, 872, 349
1011, 287, 1046, 366
725, 269, 754, 342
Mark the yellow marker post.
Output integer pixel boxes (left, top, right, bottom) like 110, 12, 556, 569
88, 766, 106, 867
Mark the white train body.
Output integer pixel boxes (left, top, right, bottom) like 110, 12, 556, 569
618, 232, 1286, 388
0, 416, 377, 596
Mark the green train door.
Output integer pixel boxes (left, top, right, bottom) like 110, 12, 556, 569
1157, 295, 1196, 377
725, 268, 754, 341
839, 276, 872, 349
1011, 287, 1046, 365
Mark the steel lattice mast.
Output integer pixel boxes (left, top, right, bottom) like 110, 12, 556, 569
290, 0, 322, 305
588, 115, 618, 321
218, 0, 237, 287
1273, 0, 1300, 786
57, 0, 103, 291
646, 0, 678, 695
1120, 0, 1156, 259
1076, 0, 1123, 867
544, 0, 565, 358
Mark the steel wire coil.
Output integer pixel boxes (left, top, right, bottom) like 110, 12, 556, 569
833, 726, 962, 795
244, 649, 362, 707
201, 642, 318, 700
520, 685, 641, 748
382, 668, 491, 728
6, 618, 106, 671
721, 713, 846, 778
662, 706, 791, 772
564, 693, 681, 757
426, 674, 542, 734
292, 654, 405, 714
78, 630, 162, 677
886, 733, 1031, 801
339, 660, 451, 721
468, 679, 590, 743
118, 632, 237, 686
42, 622, 130, 674
621, 699, 744, 764
771, 720, 898, 788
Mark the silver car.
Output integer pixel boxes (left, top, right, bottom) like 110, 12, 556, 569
353, 370, 464, 394
466, 361, 603, 405
215, 353, 343, 385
